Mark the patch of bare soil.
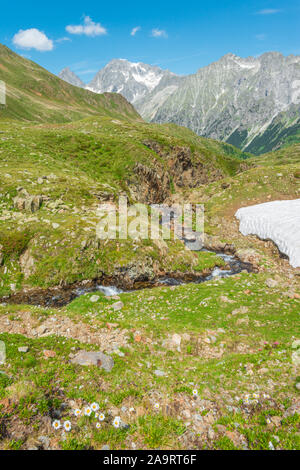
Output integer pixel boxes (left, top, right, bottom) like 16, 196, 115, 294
0, 311, 129, 353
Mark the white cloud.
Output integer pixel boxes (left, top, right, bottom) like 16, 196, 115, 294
12, 28, 53, 51
151, 28, 168, 38
56, 37, 71, 43
257, 9, 282, 15
131, 26, 141, 36
66, 16, 107, 37
255, 33, 267, 40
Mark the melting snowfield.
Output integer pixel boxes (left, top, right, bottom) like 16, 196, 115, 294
235, 199, 300, 268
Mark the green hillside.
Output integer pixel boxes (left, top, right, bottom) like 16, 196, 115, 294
252, 142, 300, 167
0, 44, 139, 123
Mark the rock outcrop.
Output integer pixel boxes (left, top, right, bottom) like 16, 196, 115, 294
13, 191, 42, 213
132, 142, 226, 204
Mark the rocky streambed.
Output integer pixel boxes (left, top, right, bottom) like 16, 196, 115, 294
0, 249, 253, 308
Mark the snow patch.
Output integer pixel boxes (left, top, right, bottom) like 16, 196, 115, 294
235, 200, 300, 268
132, 70, 163, 91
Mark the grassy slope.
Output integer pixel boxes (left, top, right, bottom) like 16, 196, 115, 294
0, 131, 299, 450
0, 44, 139, 123
0, 45, 253, 294
0, 114, 251, 295
0, 271, 299, 450
252, 143, 300, 167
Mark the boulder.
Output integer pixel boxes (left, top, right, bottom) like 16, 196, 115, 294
235, 248, 261, 266
112, 301, 124, 311
162, 333, 181, 351
13, 197, 26, 211
14, 195, 42, 213
19, 249, 35, 279
70, 350, 114, 372
266, 278, 278, 288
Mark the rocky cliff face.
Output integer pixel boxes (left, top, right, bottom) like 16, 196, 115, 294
58, 52, 300, 155
129, 141, 231, 204
152, 53, 300, 154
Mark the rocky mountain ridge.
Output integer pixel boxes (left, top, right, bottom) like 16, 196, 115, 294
59, 52, 300, 154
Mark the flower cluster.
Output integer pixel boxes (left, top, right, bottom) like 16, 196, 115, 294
52, 402, 123, 432
52, 420, 72, 432
242, 392, 270, 405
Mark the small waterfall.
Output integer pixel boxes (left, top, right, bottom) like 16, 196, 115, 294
96, 285, 124, 296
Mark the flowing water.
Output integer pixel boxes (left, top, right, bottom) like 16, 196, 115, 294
1, 206, 252, 307
68, 250, 251, 303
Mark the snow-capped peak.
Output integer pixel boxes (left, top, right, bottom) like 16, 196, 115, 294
85, 59, 174, 103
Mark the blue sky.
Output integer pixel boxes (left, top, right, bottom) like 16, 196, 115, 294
1, 1, 300, 82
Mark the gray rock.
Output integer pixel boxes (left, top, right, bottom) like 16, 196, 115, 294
101, 444, 110, 450
162, 333, 181, 351
111, 301, 124, 311
38, 436, 50, 449
36, 325, 47, 335
18, 346, 29, 353
284, 403, 300, 417
70, 350, 114, 372
90, 295, 100, 303
19, 249, 35, 279
154, 369, 166, 377
13, 195, 42, 213
266, 278, 278, 288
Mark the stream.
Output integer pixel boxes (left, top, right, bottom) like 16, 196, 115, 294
1, 208, 253, 308
32, 250, 251, 307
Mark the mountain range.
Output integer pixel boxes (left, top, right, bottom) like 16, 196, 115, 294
59, 52, 300, 155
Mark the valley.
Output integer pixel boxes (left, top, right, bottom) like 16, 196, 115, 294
0, 44, 299, 451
